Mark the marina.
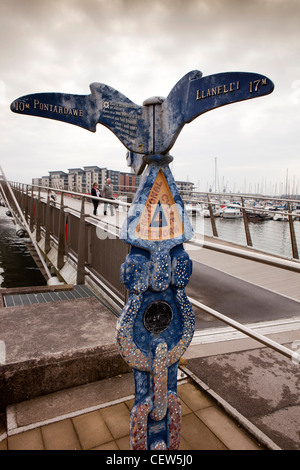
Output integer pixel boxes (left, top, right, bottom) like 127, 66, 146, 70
199, 215, 300, 259
184, 194, 300, 260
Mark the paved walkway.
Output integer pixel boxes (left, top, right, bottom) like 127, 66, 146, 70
0, 372, 264, 451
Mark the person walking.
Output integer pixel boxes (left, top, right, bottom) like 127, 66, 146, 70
103, 178, 114, 216
91, 182, 101, 216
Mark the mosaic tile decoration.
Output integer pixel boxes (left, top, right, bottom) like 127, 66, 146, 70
117, 160, 195, 450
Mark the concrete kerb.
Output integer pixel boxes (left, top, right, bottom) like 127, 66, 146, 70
5, 393, 136, 438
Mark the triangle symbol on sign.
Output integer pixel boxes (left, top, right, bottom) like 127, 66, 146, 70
134, 169, 185, 241
149, 201, 168, 228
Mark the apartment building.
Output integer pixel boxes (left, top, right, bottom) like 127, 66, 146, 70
84, 166, 107, 192
41, 176, 50, 187
48, 171, 68, 189
176, 180, 195, 196
67, 168, 85, 192
32, 167, 193, 196
119, 172, 140, 193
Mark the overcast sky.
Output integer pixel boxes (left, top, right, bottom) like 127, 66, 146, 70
1, 0, 299, 195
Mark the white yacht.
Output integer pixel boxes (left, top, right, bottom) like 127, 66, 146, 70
222, 203, 243, 219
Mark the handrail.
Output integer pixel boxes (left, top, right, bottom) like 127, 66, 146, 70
11, 182, 300, 266
188, 297, 300, 364
13, 182, 300, 219
183, 189, 300, 205
188, 238, 300, 272
31, 184, 131, 208
11, 182, 300, 206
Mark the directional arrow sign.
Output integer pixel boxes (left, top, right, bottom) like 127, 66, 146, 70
10, 83, 151, 154
10, 70, 274, 158
159, 70, 274, 153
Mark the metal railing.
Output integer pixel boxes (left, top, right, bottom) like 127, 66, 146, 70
31, 183, 300, 260
182, 191, 300, 260
189, 297, 299, 363
25, 181, 300, 259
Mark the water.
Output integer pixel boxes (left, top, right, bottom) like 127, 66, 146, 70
192, 215, 300, 259
0, 212, 46, 288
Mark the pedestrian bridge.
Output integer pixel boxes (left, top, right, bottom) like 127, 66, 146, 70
2, 181, 300, 308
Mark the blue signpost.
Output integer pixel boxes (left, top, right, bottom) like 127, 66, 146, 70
11, 69, 274, 449
117, 155, 195, 449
